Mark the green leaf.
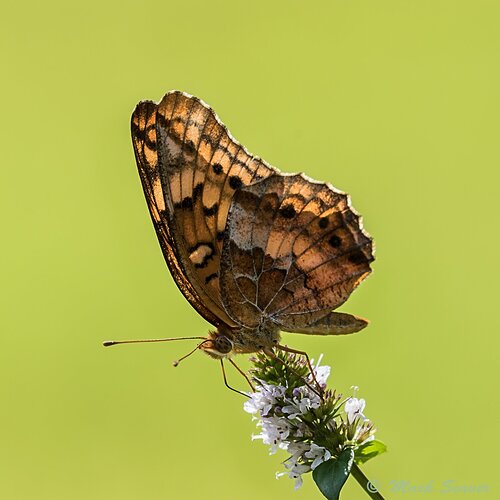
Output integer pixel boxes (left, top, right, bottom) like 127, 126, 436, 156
354, 439, 387, 465
312, 448, 354, 500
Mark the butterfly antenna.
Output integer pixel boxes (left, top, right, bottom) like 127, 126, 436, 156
172, 340, 211, 367
102, 336, 206, 347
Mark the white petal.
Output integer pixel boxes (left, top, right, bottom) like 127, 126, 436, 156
294, 476, 303, 490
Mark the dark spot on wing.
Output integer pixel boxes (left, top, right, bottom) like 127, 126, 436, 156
185, 139, 196, 153
144, 137, 156, 150
217, 230, 225, 241
205, 273, 218, 284
203, 203, 218, 217
328, 235, 342, 248
195, 260, 210, 269
212, 163, 223, 175
181, 197, 193, 209
280, 204, 296, 219
348, 250, 367, 264
131, 121, 142, 139
229, 175, 243, 190
156, 113, 170, 129
319, 217, 329, 229
193, 183, 203, 202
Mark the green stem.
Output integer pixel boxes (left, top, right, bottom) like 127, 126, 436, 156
350, 463, 385, 499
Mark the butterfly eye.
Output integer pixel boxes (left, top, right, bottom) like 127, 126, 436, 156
214, 335, 233, 354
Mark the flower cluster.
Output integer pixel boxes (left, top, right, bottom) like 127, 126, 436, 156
244, 351, 377, 489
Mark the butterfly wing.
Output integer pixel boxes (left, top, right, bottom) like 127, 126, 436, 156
131, 91, 276, 328
220, 173, 374, 333
131, 100, 225, 327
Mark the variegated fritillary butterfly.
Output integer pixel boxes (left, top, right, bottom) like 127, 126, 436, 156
108, 91, 374, 369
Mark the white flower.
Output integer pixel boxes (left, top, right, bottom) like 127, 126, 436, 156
305, 443, 332, 470
311, 355, 331, 387
276, 468, 308, 490
282, 394, 321, 419
243, 382, 286, 416
293, 475, 303, 490
345, 397, 366, 424
286, 463, 310, 490
252, 416, 292, 454
276, 442, 331, 489
286, 441, 311, 463
314, 364, 331, 387
281, 442, 313, 489
280, 385, 322, 419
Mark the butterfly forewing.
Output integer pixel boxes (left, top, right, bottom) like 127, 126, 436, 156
131, 101, 228, 327
132, 91, 278, 329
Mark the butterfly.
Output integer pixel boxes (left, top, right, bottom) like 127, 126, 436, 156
106, 91, 374, 373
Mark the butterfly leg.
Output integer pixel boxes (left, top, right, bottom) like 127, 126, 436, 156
228, 358, 255, 392
276, 344, 324, 397
220, 359, 250, 398
265, 347, 323, 399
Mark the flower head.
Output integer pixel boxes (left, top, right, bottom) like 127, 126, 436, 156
244, 351, 378, 489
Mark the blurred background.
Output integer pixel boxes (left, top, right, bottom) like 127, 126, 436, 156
2, 1, 499, 498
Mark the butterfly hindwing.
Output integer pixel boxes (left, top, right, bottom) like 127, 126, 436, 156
220, 174, 373, 332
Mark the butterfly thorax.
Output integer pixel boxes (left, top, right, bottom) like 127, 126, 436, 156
200, 323, 281, 359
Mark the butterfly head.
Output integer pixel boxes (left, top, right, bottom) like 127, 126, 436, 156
200, 330, 235, 359
200, 323, 282, 359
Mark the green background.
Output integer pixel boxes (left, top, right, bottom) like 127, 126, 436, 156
2, 1, 499, 498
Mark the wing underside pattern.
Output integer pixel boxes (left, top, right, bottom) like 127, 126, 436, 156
220, 174, 373, 332
131, 91, 277, 328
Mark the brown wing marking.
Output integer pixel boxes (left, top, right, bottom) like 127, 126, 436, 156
280, 311, 369, 335
220, 174, 373, 331
131, 100, 228, 327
